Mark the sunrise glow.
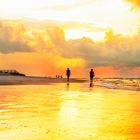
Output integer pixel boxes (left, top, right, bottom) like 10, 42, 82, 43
0, 0, 140, 77
65, 29, 106, 42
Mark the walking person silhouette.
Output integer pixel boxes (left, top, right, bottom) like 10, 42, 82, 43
66, 68, 71, 82
89, 69, 95, 87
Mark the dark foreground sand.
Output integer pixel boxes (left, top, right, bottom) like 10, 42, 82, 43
0, 76, 87, 85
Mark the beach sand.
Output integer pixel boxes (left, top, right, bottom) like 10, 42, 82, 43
0, 76, 87, 85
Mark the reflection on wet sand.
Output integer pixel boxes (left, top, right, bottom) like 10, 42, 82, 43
66, 82, 70, 91
0, 84, 140, 139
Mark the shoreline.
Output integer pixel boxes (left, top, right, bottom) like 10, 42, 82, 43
0, 76, 139, 92
0, 75, 87, 85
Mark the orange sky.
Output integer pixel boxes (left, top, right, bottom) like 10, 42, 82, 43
0, 0, 140, 77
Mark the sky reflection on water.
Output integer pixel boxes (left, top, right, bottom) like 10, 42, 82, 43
0, 83, 140, 140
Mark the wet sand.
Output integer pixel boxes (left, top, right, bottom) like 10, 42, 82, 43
0, 76, 86, 85
0, 83, 140, 140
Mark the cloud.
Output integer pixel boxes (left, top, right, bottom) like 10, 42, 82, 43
1, 19, 140, 77
63, 30, 140, 68
0, 39, 32, 53
124, 0, 140, 8
45, 0, 102, 11
48, 5, 74, 11
0, 21, 33, 53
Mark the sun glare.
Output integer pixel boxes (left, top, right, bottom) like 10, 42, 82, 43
65, 29, 105, 42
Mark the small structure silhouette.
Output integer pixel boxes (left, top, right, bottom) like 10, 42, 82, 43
0, 70, 25, 76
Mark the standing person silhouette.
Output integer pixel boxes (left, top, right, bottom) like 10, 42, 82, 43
89, 69, 95, 87
66, 68, 71, 82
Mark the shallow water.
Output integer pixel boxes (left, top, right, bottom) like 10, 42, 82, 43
98, 78, 140, 91
0, 83, 140, 140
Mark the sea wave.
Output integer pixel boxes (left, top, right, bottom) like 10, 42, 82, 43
95, 78, 140, 91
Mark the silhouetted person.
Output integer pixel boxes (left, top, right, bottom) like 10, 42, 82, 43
89, 69, 95, 87
66, 68, 71, 82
